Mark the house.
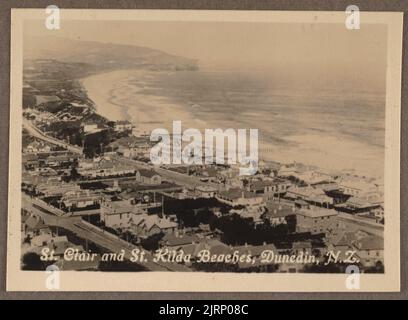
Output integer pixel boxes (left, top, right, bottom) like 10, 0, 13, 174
115, 120, 133, 132
191, 239, 230, 257
25, 141, 51, 154
246, 178, 291, 199
36, 182, 81, 197
78, 158, 137, 179
324, 186, 351, 204
160, 233, 200, 248
136, 169, 162, 185
352, 235, 384, 268
277, 163, 312, 179
372, 205, 384, 223
34, 95, 60, 105
100, 199, 141, 229
292, 241, 313, 255
31, 236, 84, 259
285, 185, 334, 208
195, 166, 220, 183
61, 190, 101, 210
294, 170, 333, 186
334, 195, 381, 214
195, 185, 217, 198
216, 188, 264, 207
234, 243, 279, 271
171, 238, 230, 266
30, 233, 53, 247
108, 136, 153, 157
44, 154, 78, 168
262, 201, 296, 226
296, 207, 339, 235
23, 153, 39, 170
326, 231, 360, 263
330, 231, 384, 268
24, 215, 50, 237
232, 206, 265, 226
131, 214, 178, 237
82, 122, 99, 133
117, 146, 136, 158
337, 176, 379, 197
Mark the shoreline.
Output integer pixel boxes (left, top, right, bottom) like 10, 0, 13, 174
80, 69, 207, 135
80, 69, 135, 122
80, 69, 384, 181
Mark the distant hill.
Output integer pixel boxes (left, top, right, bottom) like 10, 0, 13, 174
23, 35, 198, 71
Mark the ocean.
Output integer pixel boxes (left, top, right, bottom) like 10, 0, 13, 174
82, 69, 385, 179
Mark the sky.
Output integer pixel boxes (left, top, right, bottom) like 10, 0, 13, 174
24, 19, 388, 92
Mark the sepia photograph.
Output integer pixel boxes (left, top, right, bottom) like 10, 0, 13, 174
6, 9, 402, 292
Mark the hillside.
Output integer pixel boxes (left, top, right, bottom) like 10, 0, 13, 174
23, 35, 198, 71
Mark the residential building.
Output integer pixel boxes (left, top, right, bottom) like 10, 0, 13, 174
262, 201, 296, 226
82, 122, 99, 133
352, 235, 384, 268
61, 190, 101, 210
36, 182, 81, 197
216, 188, 264, 207
100, 199, 141, 229
114, 120, 133, 132
286, 185, 334, 208
246, 178, 291, 199
78, 158, 137, 179
296, 207, 339, 235
337, 176, 379, 197
131, 214, 178, 237
334, 194, 382, 214
330, 231, 384, 268
195, 185, 217, 198
136, 169, 162, 185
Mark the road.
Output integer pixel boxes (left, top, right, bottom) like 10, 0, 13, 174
22, 195, 191, 272
336, 212, 384, 237
23, 118, 83, 154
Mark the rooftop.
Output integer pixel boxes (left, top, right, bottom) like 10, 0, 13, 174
297, 207, 337, 218
218, 188, 261, 200
353, 235, 384, 251
264, 201, 296, 218
138, 169, 160, 178
103, 200, 135, 214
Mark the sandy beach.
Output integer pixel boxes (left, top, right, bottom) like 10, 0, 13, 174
81, 69, 384, 179
81, 69, 207, 135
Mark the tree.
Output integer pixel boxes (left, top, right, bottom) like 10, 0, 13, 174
366, 261, 384, 273
285, 214, 297, 233
68, 166, 81, 181
141, 232, 164, 251
21, 252, 49, 270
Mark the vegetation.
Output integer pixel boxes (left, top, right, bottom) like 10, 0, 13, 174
161, 197, 230, 228
141, 232, 164, 251
21, 252, 51, 270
